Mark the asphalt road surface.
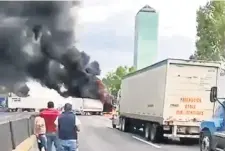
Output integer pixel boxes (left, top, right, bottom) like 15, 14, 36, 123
76, 115, 199, 151
0, 113, 199, 151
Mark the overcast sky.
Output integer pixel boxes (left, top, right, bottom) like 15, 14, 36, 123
76, 0, 209, 76
28, 0, 209, 97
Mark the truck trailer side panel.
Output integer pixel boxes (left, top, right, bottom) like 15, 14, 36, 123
115, 59, 222, 141
7, 96, 68, 112
120, 62, 167, 123
83, 98, 103, 113
71, 98, 83, 111
7, 97, 49, 111
163, 63, 218, 125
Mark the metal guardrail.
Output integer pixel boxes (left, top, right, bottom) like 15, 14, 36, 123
0, 112, 37, 151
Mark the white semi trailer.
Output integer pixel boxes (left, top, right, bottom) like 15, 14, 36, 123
112, 59, 222, 143
83, 98, 103, 115
68, 97, 104, 115
7, 93, 71, 112
7, 95, 50, 112
71, 97, 84, 115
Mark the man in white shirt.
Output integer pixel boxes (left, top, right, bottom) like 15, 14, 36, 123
55, 103, 81, 151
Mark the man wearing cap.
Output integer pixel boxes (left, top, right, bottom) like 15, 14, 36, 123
55, 103, 81, 151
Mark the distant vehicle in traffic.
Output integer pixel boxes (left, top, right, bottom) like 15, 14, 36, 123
6, 93, 72, 112
82, 98, 103, 115
71, 97, 83, 115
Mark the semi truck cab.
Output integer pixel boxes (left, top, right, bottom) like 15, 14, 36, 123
200, 87, 225, 151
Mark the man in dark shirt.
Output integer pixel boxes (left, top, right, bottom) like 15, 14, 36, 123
55, 103, 81, 151
40, 101, 60, 151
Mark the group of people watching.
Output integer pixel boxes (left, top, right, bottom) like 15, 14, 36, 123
34, 101, 81, 151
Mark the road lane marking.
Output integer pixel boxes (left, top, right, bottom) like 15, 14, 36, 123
132, 136, 161, 149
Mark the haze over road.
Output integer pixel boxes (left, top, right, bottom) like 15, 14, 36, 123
77, 116, 199, 151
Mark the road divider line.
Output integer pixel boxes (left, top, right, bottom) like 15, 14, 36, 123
132, 136, 161, 149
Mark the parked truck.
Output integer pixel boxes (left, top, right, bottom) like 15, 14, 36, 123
71, 97, 84, 115
6, 93, 71, 112
0, 96, 7, 112
83, 98, 103, 115
112, 59, 222, 143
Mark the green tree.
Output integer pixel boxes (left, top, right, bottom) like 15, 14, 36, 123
194, 0, 225, 61
102, 66, 135, 97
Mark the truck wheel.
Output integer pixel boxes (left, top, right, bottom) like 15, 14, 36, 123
121, 118, 126, 132
121, 118, 128, 132
112, 124, 116, 128
17, 108, 22, 112
200, 130, 212, 151
30, 109, 35, 112
150, 124, 163, 143
119, 118, 123, 131
144, 123, 151, 140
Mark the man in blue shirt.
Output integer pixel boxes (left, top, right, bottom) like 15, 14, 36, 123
55, 103, 81, 151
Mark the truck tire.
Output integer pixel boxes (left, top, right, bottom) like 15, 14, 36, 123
150, 124, 163, 143
30, 109, 35, 112
144, 123, 151, 140
119, 118, 123, 131
200, 130, 212, 151
121, 118, 129, 132
121, 118, 126, 132
112, 124, 116, 128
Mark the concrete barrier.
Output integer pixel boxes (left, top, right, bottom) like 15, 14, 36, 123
0, 121, 13, 151
0, 113, 38, 151
11, 118, 30, 147
13, 135, 38, 151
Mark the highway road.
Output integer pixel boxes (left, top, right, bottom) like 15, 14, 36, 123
0, 113, 199, 151
77, 115, 199, 151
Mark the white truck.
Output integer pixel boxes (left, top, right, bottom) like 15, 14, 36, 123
7, 93, 71, 112
112, 59, 222, 143
83, 98, 103, 115
7, 95, 49, 112
70, 97, 84, 115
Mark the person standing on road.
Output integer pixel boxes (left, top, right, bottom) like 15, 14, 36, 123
55, 103, 81, 151
40, 101, 60, 151
34, 112, 47, 151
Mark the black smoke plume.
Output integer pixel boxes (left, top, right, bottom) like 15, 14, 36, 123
0, 1, 102, 99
